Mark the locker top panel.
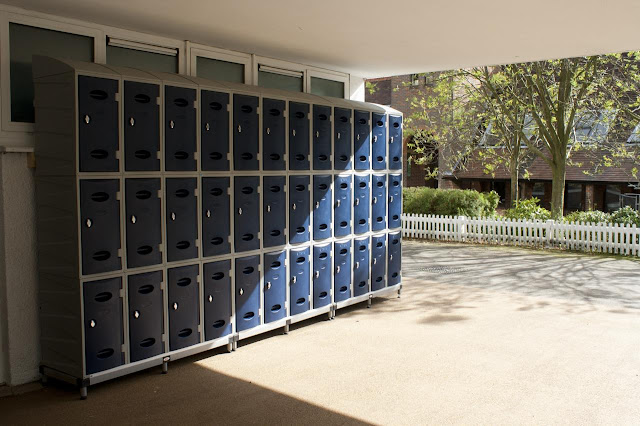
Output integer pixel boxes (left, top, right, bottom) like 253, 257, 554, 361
33, 56, 120, 80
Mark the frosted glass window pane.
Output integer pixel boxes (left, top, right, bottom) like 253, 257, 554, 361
311, 77, 344, 98
107, 45, 178, 74
197, 57, 244, 83
258, 71, 302, 92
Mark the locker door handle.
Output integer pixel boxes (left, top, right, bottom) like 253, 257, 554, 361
315, 201, 320, 209
84, 115, 90, 124
336, 200, 341, 208
373, 135, 377, 143
267, 205, 271, 213
314, 271, 319, 279
292, 203, 296, 211
266, 127, 271, 135
266, 282, 271, 290
337, 132, 341, 140
390, 254, 393, 261
171, 212, 176, 221
173, 302, 178, 310
292, 276, 297, 284
355, 261, 360, 269
315, 131, 319, 138
131, 215, 137, 224
390, 136, 394, 143
336, 266, 341, 274
373, 258, 377, 265
85, 218, 92, 228
134, 310, 140, 319
357, 134, 360, 141
208, 295, 213, 303
293, 129, 297, 137
372, 197, 377, 204
237, 125, 242, 133
129, 117, 135, 126
170, 120, 175, 129
206, 210, 211, 218
89, 319, 96, 328
238, 208, 243, 215
239, 288, 244, 296
355, 199, 360, 206
205, 123, 210, 131
390, 196, 394, 203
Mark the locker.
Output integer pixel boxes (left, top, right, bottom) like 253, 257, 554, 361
235, 255, 261, 331
263, 176, 286, 248
201, 90, 230, 171
164, 86, 197, 171
202, 177, 231, 257
168, 265, 200, 351
313, 175, 332, 240
289, 248, 310, 316
371, 174, 387, 231
263, 251, 287, 323
354, 174, 370, 235
263, 98, 286, 170
389, 115, 403, 170
372, 113, 387, 170
334, 240, 352, 302
234, 176, 260, 252
354, 110, 371, 170
289, 175, 310, 244
83, 277, 124, 374
353, 237, 370, 297
388, 174, 402, 229
125, 178, 162, 269
203, 260, 232, 340
312, 244, 332, 308
289, 102, 310, 170
80, 179, 122, 275
334, 108, 352, 170
313, 105, 332, 170
233, 94, 259, 170
388, 233, 402, 286
165, 178, 198, 262
128, 271, 164, 363
124, 81, 160, 171
78, 76, 119, 172
334, 175, 352, 237
371, 235, 386, 291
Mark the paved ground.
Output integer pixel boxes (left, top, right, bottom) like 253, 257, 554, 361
2, 241, 640, 425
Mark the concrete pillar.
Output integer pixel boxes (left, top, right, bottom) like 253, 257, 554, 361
585, 183, 594, 211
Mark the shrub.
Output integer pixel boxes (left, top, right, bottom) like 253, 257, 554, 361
503, 198, 551, 221
564, 210, 611, 224
610, 206, 640, 226
402, 187, 498, 217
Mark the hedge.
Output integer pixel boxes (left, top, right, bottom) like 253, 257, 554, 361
403, 187, 499, 217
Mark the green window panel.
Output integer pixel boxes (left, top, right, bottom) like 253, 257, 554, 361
106, 45, 178, 74
310, 76, 344, 98
197, 57, 244, 84
258, 70, 302, 92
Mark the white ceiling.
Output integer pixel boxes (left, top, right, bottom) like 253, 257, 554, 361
6, 0, 640, 78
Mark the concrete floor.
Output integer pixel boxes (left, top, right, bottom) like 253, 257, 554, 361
2, 241, 640, 425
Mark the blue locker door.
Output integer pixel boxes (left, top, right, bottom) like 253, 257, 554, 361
334, 175, 352, 237
289, 102, 310, 170
388, 233, 402, 286
128, 271, 164, 362
233, 94, 259, 170
354, 110, 370, 170
264, 251, 287, 323
289, 175, 310, 244
168, 265, 200, 351
389, 115, 403, 170
312, 244, 332, 308
263, 176, 286, 248
165, 86, 197, 171
371, 235, 386, 291
203, 260, 232, 340
234, 176, 260, 252
125, 178, 162, 269
353, 238, 370, 297
371, 174, 387, 231
313, 175, 332, 240
124, 81, 160, 171
235, 255, 261, 331
334, 240, 352, 302
313, 105, 332, 170
388, 174, 402, 229
202, 177, 231, 257
334, 108, 352, 170
354, 174, 370, 235
372, 113, 387, 170
201, 90, 230, 171
289, 248, 310, 315
263, 98, 286, 170
165, 178, 198, 262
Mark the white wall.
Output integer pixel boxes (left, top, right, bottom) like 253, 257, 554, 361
349, 75, 365, 102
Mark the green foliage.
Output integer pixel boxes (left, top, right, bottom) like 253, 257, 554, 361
564, 210, 611, 224
609, 206, 640, 226
503, 198, 551, 221
403, 187, 498, 217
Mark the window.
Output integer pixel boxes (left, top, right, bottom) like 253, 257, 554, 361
310, 76, 344, 98
572, 110, 616, 144
627, 123, 640, 143
565, 183, 584, 211
605, 185, 622, 212
258, 65, 303, 92
106, 38, 178, 74
9, 22, 94, 123
532, 182, 545, 199
196, 57, 244, 83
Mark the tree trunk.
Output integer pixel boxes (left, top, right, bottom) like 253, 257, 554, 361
509, 164, 519, 207
550, 160, 566, 219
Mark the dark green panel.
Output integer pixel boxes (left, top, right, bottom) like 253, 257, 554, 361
197, 57, 244, 84
107, 45, 178, 74
310, 76, 345, 98
258, 71, 302, 92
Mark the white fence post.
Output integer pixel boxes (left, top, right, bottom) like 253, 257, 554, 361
458, 216, 466, 242
545, 219, 555, 248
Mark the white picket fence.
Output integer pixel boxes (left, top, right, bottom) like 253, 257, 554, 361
402, 213, 640, 257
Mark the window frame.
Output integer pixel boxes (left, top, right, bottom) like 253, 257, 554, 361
187, 41, 251, 83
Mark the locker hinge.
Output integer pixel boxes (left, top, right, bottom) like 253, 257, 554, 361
195, 239, 200, 247
114, 93, 121, 102
158, 243, 164, 253
116, 191, 122, 201
193, 100, 198, 109
157, 190, 162, 198
119, 289, 125, 298
117, 248, 123, 258
226, 104, 230, 112
156, 97, 161, 105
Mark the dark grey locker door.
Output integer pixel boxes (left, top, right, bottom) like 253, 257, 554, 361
233, 94, 259, 170
234, 176, 260, 252
389, 115, 403, 170
388, 233, 401, 286
203, 260, 232, 340
354, 110, 371, 170
165, 178, 198, 262
388, 174, 402, 229
334, 175, 352, 237
125, 178, 162, 269
289, 248, 310, 316
313, 105, 332, 170
128, 271, 164, 362
353, 238, 370, 297
263, 176, 286, 248
202, 177, 231, 257
289, 102, 310, 170
263, 98, 286, 170
124, 81, 160, 171
354, 174, 370, 234
235, 255, 261, 331
334, 108, 352, 170
168, 265, 200, 350
372, 113, 387, 170
78, 76, 119, 172
264, 251, 287, 323
334, 240, 351, 302
80, 179, 122, 275
289, 175, 310, 244
313, 175, 332, 240
371, 235, 386, 291
371, 174, 387, 231
201, 90, 230, 171
312, 244, 331, 308
83, 277, 124, 374
165, 86, 197, 171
